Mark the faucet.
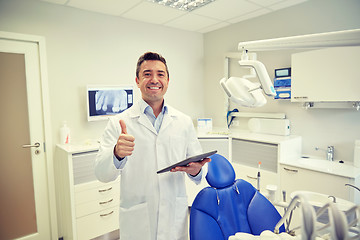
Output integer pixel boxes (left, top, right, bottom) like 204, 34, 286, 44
328, 195, 336, 203
327, 146, 334, 161
315, 145, 335, 161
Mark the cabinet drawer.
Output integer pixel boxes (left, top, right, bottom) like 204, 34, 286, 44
280, 164, 351, 200
75, 181, 120, 205
76, 195, 120, 218
77, 207, 119, 240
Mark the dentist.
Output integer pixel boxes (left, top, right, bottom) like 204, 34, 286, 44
95, 52, 210, 240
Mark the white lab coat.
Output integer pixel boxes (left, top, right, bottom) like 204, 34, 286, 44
95, 100, 204, 240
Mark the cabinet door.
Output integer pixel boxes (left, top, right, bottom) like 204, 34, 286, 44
198, 138, 229, 160
76, 207, 119, 240
72, 151, 98, 185
233, 163, 279, 194
232, 139, 278, 173
280, 164, 351, 201
186, 138, 229, 206
291, 46, 360, 102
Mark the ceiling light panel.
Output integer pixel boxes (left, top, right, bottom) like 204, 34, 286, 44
148, 0, 216, 12
122, 1, 186, 25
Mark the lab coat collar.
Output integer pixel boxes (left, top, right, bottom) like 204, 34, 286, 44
128, 99, 178, 135
139, 98, 168, 116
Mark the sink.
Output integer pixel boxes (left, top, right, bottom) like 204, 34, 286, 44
298, 158, 344, 171
290, 190, 355, 212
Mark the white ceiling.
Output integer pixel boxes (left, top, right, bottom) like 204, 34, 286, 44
40, 0, 307, 33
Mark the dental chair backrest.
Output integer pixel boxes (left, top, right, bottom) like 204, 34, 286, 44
189, 154, 285, 240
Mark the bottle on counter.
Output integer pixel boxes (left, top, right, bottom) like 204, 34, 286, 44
60, 121, 71, 144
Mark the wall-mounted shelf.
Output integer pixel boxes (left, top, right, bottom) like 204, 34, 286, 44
302, 101, 360, 110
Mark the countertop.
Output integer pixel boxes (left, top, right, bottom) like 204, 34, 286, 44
230, 129, 301, 144
197, 130, 229, 139
57, 142, 100, 154
280, 157, 360, 179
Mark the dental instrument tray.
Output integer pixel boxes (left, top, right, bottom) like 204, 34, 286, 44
157, 150, 217, 174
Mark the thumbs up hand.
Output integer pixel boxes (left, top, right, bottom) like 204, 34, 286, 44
114, 119, 135, 160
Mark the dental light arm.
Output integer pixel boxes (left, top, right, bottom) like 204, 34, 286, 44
220, 54, 276, 107
238, 59, 276, 97
238, 29, 360, 51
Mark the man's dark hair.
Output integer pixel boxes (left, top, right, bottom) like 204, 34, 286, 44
136, 52, 169, 78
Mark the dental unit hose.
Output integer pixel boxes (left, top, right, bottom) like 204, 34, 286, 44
257, 161, 261, 192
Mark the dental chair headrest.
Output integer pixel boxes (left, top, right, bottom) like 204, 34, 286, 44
206, 154, 236, 189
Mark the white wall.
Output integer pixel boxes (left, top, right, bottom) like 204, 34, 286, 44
0, 0, 205, 146
1, 0, 360, 164
203, 0, 360, 163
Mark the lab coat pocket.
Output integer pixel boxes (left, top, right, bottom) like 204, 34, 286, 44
172, 197, 188, 239
119, 202, 151, 240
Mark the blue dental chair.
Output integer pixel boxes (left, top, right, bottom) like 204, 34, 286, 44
189, 154, 285, 240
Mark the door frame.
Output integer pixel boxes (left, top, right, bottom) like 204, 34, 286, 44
0, 31, 58, 239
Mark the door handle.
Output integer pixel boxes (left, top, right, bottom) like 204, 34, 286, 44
22, 142, 40, 148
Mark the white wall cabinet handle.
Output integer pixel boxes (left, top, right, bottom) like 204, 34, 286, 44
99, 199, 113, 205
247, 175, 258, 180
98, 187, 112, 193
100, 211, 114, 217
283, 167, 298, 173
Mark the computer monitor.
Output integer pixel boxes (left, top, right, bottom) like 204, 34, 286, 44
86, 85, 133, 121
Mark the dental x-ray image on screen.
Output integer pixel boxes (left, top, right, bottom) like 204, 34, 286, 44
87, 85, 133, 121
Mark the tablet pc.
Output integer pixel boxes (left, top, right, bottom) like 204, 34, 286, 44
157, 150, 217, 174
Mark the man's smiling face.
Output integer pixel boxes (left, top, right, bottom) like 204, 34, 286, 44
136, 60, 169, 106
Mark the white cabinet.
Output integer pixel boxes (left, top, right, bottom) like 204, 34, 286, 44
279, 163, 360, 231
186, 135, 230, 206
186, 132, 302, 204
232, 140, 279, 192
230, 133, 302, 195
198, 137, 230, 160
280, 163, 358, 203
55, 144, 119, 240
291, 46, 360, 102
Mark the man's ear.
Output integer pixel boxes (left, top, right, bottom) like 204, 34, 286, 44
135, 77, 140, 86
